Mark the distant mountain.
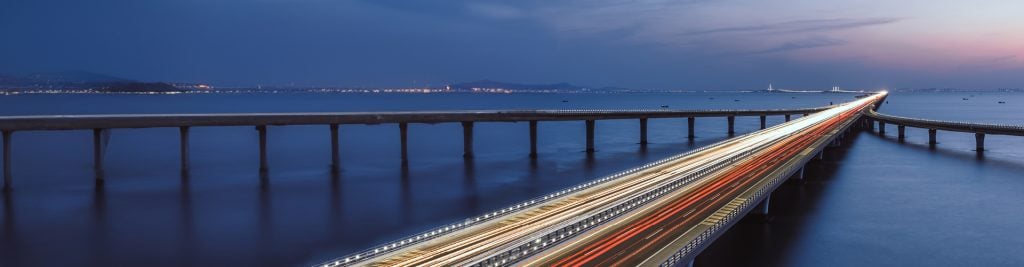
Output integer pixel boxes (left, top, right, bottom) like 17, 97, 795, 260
24, 71, 131, 84
0, 71, 134, 89
450, 80, 585, 91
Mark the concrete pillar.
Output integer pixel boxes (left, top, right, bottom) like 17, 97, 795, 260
818, 150, 824, 160
727, 116, 735, 135
878, 121, 886, 135
687, 117, 695, 139
93, 128, 106, 185
461, 121, 474, 158
399, 122, 409, 161
752, 193, 770, 215
928, 129, 937, 145
179, 126, 190, 174
868, 118, 875, 131
639, 118, 648, 145
529, 120, 538, 158
785, 114, 791, 122
2, 130, 11, 191
585, 120, 595, 153
685, 259, 694, 267
759, 115, 766, 130
329, 124, 340, 173
898, 125, 906, 140
797, 167, 805, 180
256, 125, 268, 173
976, 133, 985, 151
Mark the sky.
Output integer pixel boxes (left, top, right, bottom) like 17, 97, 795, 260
1, 0, 1023, 90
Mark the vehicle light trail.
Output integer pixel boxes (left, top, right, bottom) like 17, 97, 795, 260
319, 93, 885, 267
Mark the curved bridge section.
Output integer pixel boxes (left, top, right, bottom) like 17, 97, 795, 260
863, 109, 1024, 150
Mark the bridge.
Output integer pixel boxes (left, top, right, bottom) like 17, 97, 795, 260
310, 93, 886, 267
863, 109, 1024, 151
0, 107, 829, 190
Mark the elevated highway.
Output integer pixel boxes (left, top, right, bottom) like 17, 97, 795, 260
318, 93, 886, 267
864, 109, 1024, 150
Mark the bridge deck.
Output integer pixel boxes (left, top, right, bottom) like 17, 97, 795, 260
0, 107, 830, 131
318, 94, 885, 267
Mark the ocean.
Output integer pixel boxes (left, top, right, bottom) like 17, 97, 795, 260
0, 92, 1021, 266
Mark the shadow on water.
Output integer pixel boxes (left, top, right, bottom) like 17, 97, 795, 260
696, 129, 865, 267
871, 130, 1024, 170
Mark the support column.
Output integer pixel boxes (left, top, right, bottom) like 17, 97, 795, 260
785, 114, 791, 122
727, 116, 735, 135
256, 125, 268, 173
878, 121, 886, 135
179, 126, 190, 175
796, 167, 805, 180
759, 115, 766, 130
585, 120, 595, 153
976, 133, 985, 151
399, 122, 409, 161
818, 150, 824, 160
461, 121, 474, 158
330, 124, 340, 173
529, 120, 538, 158
93, 128, 105, 185
687, 117, 695, 139
2, 130, 11, 191
928, 129, 937, 145
752, 193, 770, 215
639, 118, 648, 145
868, 118, 875, 131
898, 125, 906, 140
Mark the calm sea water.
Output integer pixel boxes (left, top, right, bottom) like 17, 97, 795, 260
0, 92, 1021, 266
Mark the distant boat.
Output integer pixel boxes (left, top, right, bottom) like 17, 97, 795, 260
660, 105, 669, 108
962, 98, 969, 100
998, 101, 1006, 104
709, 97, 715, 100
733, 99, 740, 102
561, 100, 569, 103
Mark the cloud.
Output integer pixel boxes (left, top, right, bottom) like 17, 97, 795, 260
745, 37, 848, 54
681, 18, 902, 36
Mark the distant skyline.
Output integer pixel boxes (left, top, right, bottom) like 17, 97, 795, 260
2, 0, 1022, 90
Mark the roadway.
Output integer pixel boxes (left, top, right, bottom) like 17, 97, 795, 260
320, 93, 885, 267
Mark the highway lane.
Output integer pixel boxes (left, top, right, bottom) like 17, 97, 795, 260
522, 94, 881, 267
322, 94, 883, 267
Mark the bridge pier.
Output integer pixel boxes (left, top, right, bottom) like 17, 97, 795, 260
759, 115, 766, 130
727, 116, 735, 135
898, 125, 906, 141
93, 128, 106, 185
329, 124, 340, 173
796, 167, 804, 180
529, 120, 538, 158
687, 117, 695, 139
639, 118, 648, 145
976, 133, 985, 151
928, 129, 937, 145
878, 121, 885, 135
399, 122, 409, 161
462, 121, 474, 158
256, 125, 269, 173
180, 126, 190, 175
752, 193, 770, 215
785, 114, 791, 122
585, 120, 596, 153
867, 118, 875, 131
2, 130, 11, 191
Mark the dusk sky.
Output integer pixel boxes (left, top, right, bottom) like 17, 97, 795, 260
2, 0, 1022, 89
